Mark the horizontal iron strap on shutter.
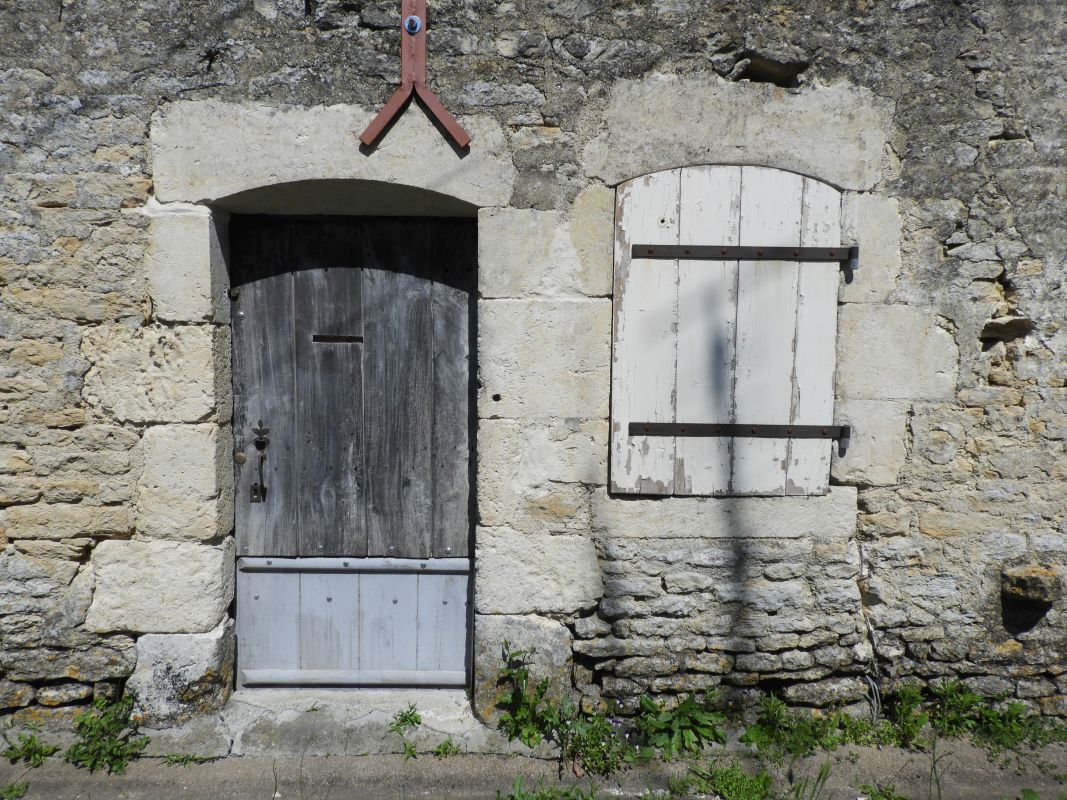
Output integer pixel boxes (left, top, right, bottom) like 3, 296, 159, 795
629, 422, 851, 440
630, 244, 859, 270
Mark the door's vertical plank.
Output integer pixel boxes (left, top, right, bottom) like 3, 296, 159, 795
236, 565, 300, 674
299, 571, 360, 670
230, 217, 298, 556
430, 220, 475, 558
675, 166, 741, 495
359, 572, 419, 671
363, 219, 435, 558
293, 221, 366, 557
786, 179, 841, 495
731, 167, 804, 495
415, 572, 468, 673
610, 170, 681, 494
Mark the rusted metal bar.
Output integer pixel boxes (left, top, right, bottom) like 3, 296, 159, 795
414, 81, 472, 149
628, 422, 850, 440
630, 244, 859, 270
359, 85, 413, 148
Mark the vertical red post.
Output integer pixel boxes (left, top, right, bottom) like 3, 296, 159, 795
360, 0, 470, 150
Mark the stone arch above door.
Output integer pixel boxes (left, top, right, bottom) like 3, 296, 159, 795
150, 99, 515, 207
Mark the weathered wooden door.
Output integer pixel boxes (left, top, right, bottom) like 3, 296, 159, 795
230, 215, 475, 687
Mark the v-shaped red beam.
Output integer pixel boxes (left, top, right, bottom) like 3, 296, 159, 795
359, 0, 471, 150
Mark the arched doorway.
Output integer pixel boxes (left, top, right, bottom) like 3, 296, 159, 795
223, 186, 476, 688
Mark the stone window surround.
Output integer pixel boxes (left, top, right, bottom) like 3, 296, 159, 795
126, 79, 960, 724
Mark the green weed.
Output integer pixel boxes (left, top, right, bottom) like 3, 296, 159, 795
886, 683, 929, 748
64, 695, 148, 774
556, 708, 633, 776
495, 642, 638, 777
389, 703, 422, 735
2, 726, 58, 768
788, 761, 832, 800
495, 776, 598, 800
401, 739, 418, 761
857, 783, 910, 800
928, 680, 983, 738
164, 753, 216, 766
432, 736, 461, 758
0, 781, 28, 800
688, 761, 774, 800
632, 693, 726, 759
740, 696, 840, 761
497, 642, 559, 749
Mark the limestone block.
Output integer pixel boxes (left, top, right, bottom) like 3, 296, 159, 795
836, 305, 958, 400
583, 76, 892, 190
0, 680, 34, 709
478, 418, 606, 532
81, 324, 229, 424
152, 100, 514, 207
473, 614, 574, 719
136, 424, 234, 541
4, 637, 136, 683
475, 528, 603, 615
36, 682, 93, 706
127, 619, 235, 725
569, 184, 614, 296
478, 186, 612, 298
2, 286, 142, 324
142, 200, 229, 323
831, 399, 909, 486
840, 193, 901, 303
591, 486, 857, 539
0, 503, 129, 540
85, 539, 235, 634
478, 299, 611, 418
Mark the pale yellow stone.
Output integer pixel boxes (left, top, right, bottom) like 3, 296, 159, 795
2, 286, 142, 323
0, 503, 129, 540
81, 324, 227, 424
4, 340, 64, 365
568, 183, 614, 297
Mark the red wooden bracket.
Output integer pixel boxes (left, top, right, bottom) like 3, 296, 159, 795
360, 0, 471, 150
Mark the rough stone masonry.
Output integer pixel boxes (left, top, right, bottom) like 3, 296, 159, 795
1, 0, 1066, 746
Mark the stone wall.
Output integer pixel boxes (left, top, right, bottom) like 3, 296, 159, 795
2, 0, 1067, 736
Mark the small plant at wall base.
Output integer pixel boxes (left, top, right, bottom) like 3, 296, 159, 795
164, 753, 217, 767
389, 703, 422, 761
497, 641, 559, 749
632, 693, 726, 759
0, 780, 28, 800
495, 776, 598, 800
432, 737, 461, 758
2, 725, 58, 768
496, 642, 637, 777
687, 761, 775, 800
64, 695, 149, 774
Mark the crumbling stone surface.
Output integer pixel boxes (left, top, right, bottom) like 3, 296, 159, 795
127, 619, 235, 725
1, 0, 1067, 730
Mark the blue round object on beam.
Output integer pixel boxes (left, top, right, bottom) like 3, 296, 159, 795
403, 15, 422, 34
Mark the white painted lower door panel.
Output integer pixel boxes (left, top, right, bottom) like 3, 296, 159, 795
236, 558, 470, 688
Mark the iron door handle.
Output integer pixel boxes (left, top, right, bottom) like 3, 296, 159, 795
249, 420, 270, 503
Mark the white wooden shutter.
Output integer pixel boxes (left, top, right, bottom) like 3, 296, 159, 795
610, 165, 842, 496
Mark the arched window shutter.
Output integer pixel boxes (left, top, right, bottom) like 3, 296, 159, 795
610, 165, 847, 497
